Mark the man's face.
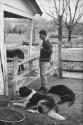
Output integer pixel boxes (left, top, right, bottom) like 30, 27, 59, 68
39, 34, 46, 40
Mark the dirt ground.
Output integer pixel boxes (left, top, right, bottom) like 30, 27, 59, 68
25, 76, 83, 125
0, 76, 83, 125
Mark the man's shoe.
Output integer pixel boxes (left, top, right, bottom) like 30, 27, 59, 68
37, 86, 47, 91
42, 89, 48, 94
37, 86, 48, 94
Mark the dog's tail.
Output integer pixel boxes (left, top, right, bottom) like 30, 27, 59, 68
69, 92, 75, 106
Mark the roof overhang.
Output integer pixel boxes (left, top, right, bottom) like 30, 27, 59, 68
31, 0, 42, 15
3, 0, 42, 19
4, 11, 29, 19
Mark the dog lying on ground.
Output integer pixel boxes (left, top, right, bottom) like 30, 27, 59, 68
14, 86, 58, 114
48, 85, 75, 106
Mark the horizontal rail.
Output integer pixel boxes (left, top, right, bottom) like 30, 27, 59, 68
16, 66, 55, 90
7, 58, 14, 62
17, 56, 39, 66
61, 60, 83, 62
7, 56, 39, 64
62, 69, 83, 73
11, 68, 36, 82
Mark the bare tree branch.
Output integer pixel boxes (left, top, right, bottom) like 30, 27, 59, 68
72, 0, 80, 23
63, 0, 69, 23
44, 8, 58, 27
74, 13, 83, 24
54, 0, 59, 16
64, 0, 82, 25
62, 0, 66, 16
59, 0, 60, 15
67, 0, 72, 22
62, 0, 65, 14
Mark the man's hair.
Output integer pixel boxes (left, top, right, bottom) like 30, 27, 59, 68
39, 30, 47, 36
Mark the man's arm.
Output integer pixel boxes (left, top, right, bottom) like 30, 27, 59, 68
42, 42, 53, 55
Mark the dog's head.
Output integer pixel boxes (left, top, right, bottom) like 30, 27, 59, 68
19, 86, 32, 97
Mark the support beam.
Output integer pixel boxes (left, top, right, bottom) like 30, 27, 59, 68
29, 60, 33, 73
57, 42, 62, 78
29, 19, 33, 57
0, 2, 8, 96
53, 44, 56, 68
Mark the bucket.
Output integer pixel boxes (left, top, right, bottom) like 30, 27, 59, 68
0, 107, 25, 125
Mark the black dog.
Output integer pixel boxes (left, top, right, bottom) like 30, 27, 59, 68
48, 85, 75, 106
19, 86, 58, 113
7, 49, 24, 72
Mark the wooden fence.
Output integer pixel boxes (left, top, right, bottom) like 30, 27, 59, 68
7, 45, 83, 97
8, 47, 57, 97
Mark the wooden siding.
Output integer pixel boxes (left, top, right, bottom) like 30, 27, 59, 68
3, 0, 35, 18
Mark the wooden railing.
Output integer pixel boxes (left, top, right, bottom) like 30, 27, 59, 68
8, 44, 58, 97
9, 55, 39, 90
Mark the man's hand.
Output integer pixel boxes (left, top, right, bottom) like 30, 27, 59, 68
40, 46, 43, 49
39, 45, 43, 49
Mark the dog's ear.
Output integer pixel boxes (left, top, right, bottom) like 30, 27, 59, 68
19, 86, 32, 97
37, 100, 48, 107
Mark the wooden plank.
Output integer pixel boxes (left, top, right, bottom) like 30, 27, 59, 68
12, 68, 37, 83
29, 60, 33, 73
52, 44, 55, 68
15, 70, 29, 81
62, 69, 83, 73
0, 2, 8, 96
0, 61, 4, 95
19, 67, 55, 88
13, 57, 18, 95
3, 0, 34, 19
7, 58, 14, 62
17, 56, 39, 66
7, 56, 39, 66
29, 19, 33, 57
62, 61, 83, 71
17, 58, 30, 66
8, 56, 39, 88
30, 55, 39, 61
15, 66, 55, 90
3, 4, 33, 19
57, 42, 62, 77
61, 60, 83, 62
62, 71, 83, 79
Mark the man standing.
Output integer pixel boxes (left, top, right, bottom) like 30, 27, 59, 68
38, 30, 53, 93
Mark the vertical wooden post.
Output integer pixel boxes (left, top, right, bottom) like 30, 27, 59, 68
29, 60, 33, 73
53, 44, 55, 68
13, 57, 19, 77
58, 15, 62, 78
29, 19, 33, 73
52, 43, 58, 76
57, 41, 62, 78
8, 57, 18, 98
0, 2, 8, 96
0, 60, 4, 95
29, 19, 33, 57
13, 57, 18, 97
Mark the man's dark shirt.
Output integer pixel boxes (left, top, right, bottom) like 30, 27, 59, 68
39, 39, 53, 62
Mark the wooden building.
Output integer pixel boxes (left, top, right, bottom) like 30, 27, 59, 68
0, 0, 42, 96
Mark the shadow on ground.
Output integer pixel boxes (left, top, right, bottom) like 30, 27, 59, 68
27, 76, 83, 125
